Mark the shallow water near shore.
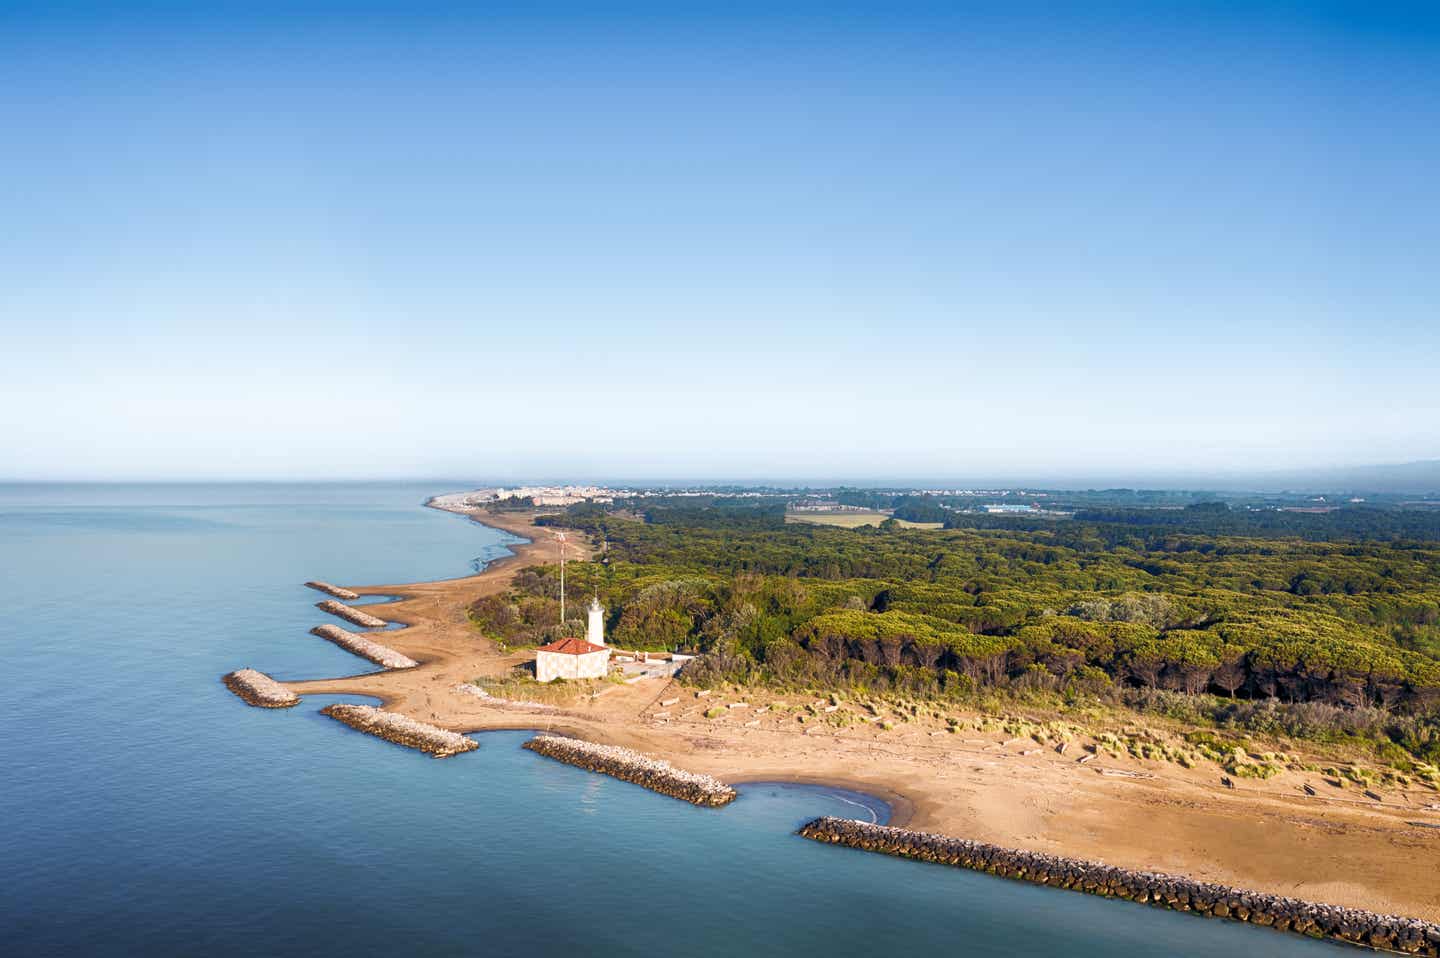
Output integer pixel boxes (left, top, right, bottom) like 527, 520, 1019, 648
0, 483, 1338, 956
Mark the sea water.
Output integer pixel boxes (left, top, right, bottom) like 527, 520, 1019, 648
0, 483, 1335, 956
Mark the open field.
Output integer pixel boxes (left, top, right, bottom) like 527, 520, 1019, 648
785, 510, 944, 529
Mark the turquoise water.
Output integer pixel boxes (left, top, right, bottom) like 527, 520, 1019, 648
0, 483, 1336, 956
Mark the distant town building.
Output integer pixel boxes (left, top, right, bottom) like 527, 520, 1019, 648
532, 495, 585, 506
476, 485, 618, 508
787, 498, 869, 513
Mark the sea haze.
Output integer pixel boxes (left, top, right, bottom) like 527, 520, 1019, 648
0, 483, 1333, 956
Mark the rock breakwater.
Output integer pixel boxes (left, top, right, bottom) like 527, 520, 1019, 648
799, 818, 1440, 954
222, 669, 299, 708
305, 580, 360, 600
316, 599, 388, 629
523, 734, 736, 807
310, 624, 418, 669
320, 704, 478, 758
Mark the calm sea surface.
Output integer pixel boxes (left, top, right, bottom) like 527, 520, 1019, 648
0, 483, 1335, 956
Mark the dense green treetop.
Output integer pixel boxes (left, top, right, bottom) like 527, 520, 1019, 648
474, 501, 1440, 728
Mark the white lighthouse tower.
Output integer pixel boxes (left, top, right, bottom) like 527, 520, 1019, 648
586, 596, 605, 647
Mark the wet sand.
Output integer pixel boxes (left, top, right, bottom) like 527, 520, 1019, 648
282, 509, 1440, 922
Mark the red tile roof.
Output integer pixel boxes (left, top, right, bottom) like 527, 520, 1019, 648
536, 637, 608, 655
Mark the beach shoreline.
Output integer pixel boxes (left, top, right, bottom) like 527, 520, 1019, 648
278, 505, 1440, 924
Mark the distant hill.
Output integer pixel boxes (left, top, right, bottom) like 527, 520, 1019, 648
820, 462, 1440, 497
1250, 459, 1440, 496
592, 460, 1440, 498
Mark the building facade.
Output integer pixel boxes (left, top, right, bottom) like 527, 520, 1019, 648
535, 603, 609, 682
534, 637, 610, 682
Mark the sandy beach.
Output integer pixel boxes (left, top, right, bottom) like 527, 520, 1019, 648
283, 507, 1440, 922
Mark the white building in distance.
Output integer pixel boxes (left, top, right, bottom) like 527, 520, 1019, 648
534, 597, 610, 682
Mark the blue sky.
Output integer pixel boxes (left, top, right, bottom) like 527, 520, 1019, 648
2, 2, 1437, 482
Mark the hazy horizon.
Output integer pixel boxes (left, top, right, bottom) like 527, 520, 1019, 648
4, 2, 1437, 481
6, 456, 1440, 496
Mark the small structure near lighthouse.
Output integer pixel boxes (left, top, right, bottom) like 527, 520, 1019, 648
534, 596, 610, 682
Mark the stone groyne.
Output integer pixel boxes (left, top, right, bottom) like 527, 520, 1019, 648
523, 734, 737, 807
798, 818, 1440, 955
310, 624, 418, 669
305, 581, 360, 600
320, 704, 478, 758
316, 599, 388, 629
222, 669, 300, 708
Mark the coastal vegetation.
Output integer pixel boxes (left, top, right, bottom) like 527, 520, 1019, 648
787, 510, 943, 529
973, 500, 1440, 542
469, 497, 1440, 764
469, 668, 619, 706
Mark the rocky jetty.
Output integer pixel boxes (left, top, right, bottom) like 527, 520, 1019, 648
316, 599, 388, 629
310, 624, 418, 669
799, 817, 1440, 955
320, 704, 477, 758
222, 669, 299, 708
523, 734, 736, 807
305, 581, 360, 600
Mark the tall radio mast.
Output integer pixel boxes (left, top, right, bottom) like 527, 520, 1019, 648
556, 531, 568, 628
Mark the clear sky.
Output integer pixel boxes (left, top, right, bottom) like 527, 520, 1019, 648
2, 2, 1437, 482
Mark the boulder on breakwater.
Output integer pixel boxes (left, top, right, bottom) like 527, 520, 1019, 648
523, 734, 736, 807
310, 624, 418, 669
320, 704, 477, 758
316, 599, 388, 629
222, 669, 299, 708
305, 581, 360, 600
798, 817, 1440, 955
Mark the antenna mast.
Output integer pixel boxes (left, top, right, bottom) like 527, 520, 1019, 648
556, 531, 568, 628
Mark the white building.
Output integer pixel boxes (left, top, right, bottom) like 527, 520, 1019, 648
586, 596, 605, 647
534, 637, 610, 682
534, 598, 610, 682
